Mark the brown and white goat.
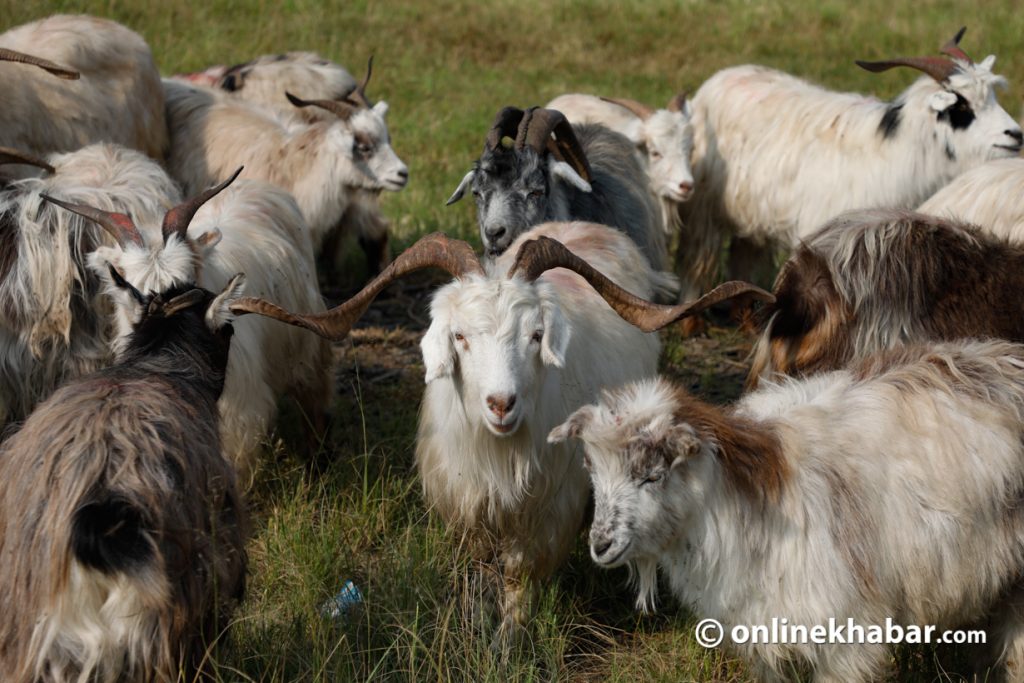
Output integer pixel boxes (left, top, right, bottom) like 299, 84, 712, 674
551, 340, 1024, 681
0, 273, 249, 683
748, 208, 1024, 387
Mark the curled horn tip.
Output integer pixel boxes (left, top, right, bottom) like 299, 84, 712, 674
285, 91, 308, 107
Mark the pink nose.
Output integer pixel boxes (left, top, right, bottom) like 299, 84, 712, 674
679, 181, 694, 195
486, 394, 517, 419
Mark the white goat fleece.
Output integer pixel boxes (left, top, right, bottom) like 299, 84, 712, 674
547, 93, 695, 234
919, 157, 1024, 241
162, 78, 408, 257
678, 57, 1021, 298
415, 220, 674, 630
0, 15, 167, 170
89, 180, 332, 483
0, 143, 180, 430
553, 341, 1024, 681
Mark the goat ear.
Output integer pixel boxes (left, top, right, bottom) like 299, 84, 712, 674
373, 101, 389, 117
446, 170, 475, 205
549, 160, 592, 193
421, 319, 456, 382
929, 90, 958, 113
195, 228, 222, 252
666, 424, 704, 470
206, 273, 246, 331
548, 405, 595, 443
106, 264, 147, 307
540, 298, 570, 368
979, 54, 996, 71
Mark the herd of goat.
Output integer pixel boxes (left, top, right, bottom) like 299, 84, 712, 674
5, 12, 1024, 683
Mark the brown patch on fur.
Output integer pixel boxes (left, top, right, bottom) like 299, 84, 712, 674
748, 248, 852, 388
671, 387, 789, 502
821, 464, 880, 600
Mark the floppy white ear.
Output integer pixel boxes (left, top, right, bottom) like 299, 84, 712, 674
194, 228, 222, 255
206, 273, 246, 330
421, 320, 456, 382
548, 405, 595, 443
549, 160, 592, 192
929, 91, 958, 113
540, 298, 570, 368
373, 101, 390, 117
446, 170, 475, 205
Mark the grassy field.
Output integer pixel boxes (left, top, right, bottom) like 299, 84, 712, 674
5, 0, 1024, 680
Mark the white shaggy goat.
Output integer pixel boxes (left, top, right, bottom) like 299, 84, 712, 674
163, 67, 408, 274
46, 173, 332, 483
747, 208, 1024, 388
268, 224, 770, 639
0, 143, 180, 431
919, 157, 1024, 241
678, 28, 1022, 298
547, 92, 695, 233
551, 340, 1024, 682
0, 15, 167, 167
0, 272, 248, 683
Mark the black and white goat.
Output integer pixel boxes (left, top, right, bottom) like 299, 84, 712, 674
552, 339, 1024, 681
678, 28, 1022, 298
446, 106, 667, 269
0, 272, 249, 683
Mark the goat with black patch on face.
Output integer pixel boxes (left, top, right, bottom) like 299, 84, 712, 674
678, 28, 1022, 299
552, 340, 1024, 682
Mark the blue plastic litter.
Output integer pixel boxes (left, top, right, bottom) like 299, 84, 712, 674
320, 580, 363, 618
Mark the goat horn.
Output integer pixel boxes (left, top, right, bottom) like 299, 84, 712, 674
940, 26, 971, 64
153, 288, 206, 318
667, 91, 688, 113
161, 167, 243, 244
517, 107, 593, 183
486, 106, 526, 150
0, 147, 54, 174
40, 194, 145, 249
508, 236, 774, 332
351, 55, 374, 107
856, 56, 959, 83
230, 232, 484, 340
285, 89, 360, 120
600, 96, 655, 120
0, 48, 79, 79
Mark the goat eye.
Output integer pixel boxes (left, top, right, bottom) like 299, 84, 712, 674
454, 332, 465, 342
531, 330, 543, 343
650, 151, 663, 160
528, 190, 545, 199
643, 470, 665, 485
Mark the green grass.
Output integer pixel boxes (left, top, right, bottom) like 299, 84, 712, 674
4, 0, 1022, 679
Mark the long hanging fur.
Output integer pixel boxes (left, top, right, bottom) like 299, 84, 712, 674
556, 340, 1024, 680
0, 143, 180, 432
919, 157, 1024, 241
0, 282, 247, 683
0, 15, 167, 170
748, 208, 1024, 387
678, 47, 1020, 298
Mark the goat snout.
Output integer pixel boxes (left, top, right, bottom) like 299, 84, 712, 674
486, 393, 516, 419
1007, 129, 1024, 145
678, 180, 694, 197
591, 534, 613, 558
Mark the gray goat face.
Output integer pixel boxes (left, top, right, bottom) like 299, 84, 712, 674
449, 148, 556, 257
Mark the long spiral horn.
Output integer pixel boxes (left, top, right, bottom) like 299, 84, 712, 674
230, 232, 484, 340
508, 236, 773, 332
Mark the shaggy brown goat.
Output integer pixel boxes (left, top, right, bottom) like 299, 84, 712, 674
748, 208, 1023, 387
0, 273, 248, 683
